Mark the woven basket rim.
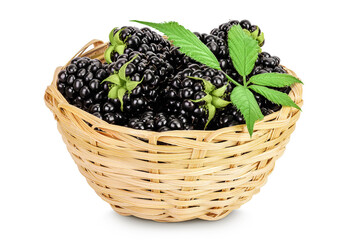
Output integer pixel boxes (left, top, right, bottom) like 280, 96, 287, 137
45, 40, 303, 139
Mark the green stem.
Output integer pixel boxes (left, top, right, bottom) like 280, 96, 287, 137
243, 76, 248, 87
224, 72, 240, 86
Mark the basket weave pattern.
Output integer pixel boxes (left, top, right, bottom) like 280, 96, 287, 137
44, 40, 303, 222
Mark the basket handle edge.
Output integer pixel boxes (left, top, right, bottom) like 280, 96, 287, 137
65, 39, 104, 66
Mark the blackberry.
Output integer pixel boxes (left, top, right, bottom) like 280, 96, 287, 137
251, 52, 287, 76
104, 50, 175, 116
210, 20, 264, 47
194, 20, 264, 81
210, 53, 292, 129
161, 64, 230, 129
250, 51, 291, 109
197, 26, 290, 88
56, 57, 109, 111
56, 57, 130, 125
194, 32, 241, 81
167, 46, 196, 71
106, 26, 171, 63
209, 105, 245, 129
88, 99, 128, 125
108, 26, 196, 71
126, 111, 190, 131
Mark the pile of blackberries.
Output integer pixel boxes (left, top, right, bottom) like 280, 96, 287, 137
57, 20, 292, 131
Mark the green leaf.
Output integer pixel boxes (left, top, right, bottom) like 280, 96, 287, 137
113, 30, 123, 45
243, 29, 252, 37
249, 73, 303, 87
104, 45, 115, 63
188, 77, 215, 93
117, 88, 126, 111
212, 84, 228, 97
102, 74, 121, 85
192, 94, 212, 104
115, 44, 126, 55
109, 28, 117, 45
225, 74, 241, 86
119, 55, 138, 79
125, 80, 142, 92
228, 25, 260, 78
258, 32, 265, 46
132, 20, 221, 70
108, 85, 119, 99
230, 85, 264, 136
212, 96, 230, 108
249, 85, 301, 110
205, 103, 216, 129
251, 27, 259, 39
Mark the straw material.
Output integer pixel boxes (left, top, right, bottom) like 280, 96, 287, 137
44, 40, 303, 222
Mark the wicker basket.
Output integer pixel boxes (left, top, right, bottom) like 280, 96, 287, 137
44, 40, 303, 222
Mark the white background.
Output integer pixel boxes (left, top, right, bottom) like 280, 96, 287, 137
1, 0, 359, 239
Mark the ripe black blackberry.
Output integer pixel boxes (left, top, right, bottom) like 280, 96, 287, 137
209, 92, 286, 130
195, 20, 264, 81
208, 105, 245, 129
196, 26, 290, 86
88, 99, 128, 125
160, 64, 230, 129
250, 51, 291, 96
126, 111, 190, 131
56, 57, 129, 125
56, 57, 109, 111
210, 52, 292, 129
252, 51, 286, 75
105, 49, 175, 116
167, 46, 196, 71
109, 26, 196, 71
210, 20, 264, 46
109, 26, 171, 63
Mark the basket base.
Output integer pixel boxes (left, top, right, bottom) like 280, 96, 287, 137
73, 149, 274, 222
110, 204, 236, 222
